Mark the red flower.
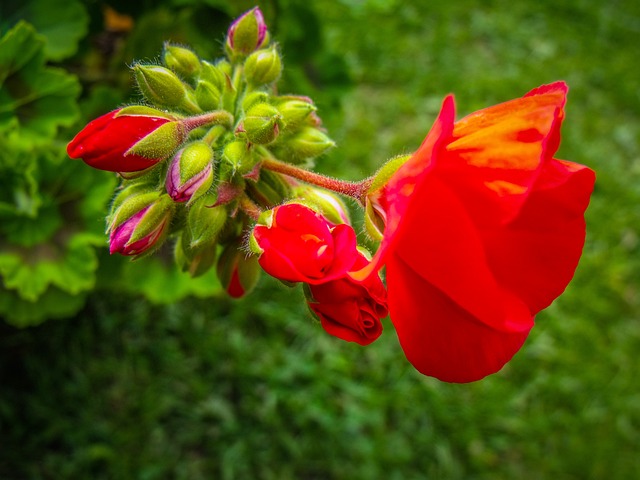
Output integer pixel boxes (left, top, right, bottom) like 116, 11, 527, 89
67, 109, 172, 172
358, 82, 595, 382
307, 253, 387, 346
252, 203, 358, 284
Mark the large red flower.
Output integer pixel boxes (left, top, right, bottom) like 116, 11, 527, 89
67, 109, 172, 172
307, 253, 387, 346
252, 203, 358, 284
358, 82, 595, 382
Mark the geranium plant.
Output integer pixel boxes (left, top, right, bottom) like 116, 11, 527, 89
67, 7, 595, 382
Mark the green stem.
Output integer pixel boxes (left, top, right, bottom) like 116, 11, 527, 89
261, 157, 369, 203
239, 195, 262, 220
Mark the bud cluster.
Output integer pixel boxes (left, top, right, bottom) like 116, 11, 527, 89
66, 8, 338, 297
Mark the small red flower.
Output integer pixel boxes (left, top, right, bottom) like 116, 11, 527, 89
307, 253, 387, 346
358, 82, 595, 382
67, 109, 172, 172
252, 203, 358, 284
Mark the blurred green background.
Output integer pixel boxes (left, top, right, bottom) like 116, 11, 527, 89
1, 0, 639, 478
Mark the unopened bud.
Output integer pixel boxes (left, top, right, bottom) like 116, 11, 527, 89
293, 185, 351, 225
273, 96, 316, 131
108, 192, 173, 256
226, 7, 269, 57
195, 80, 222, 111
166, 142, 214, 203
163, 43, 201, 80
242, 91, 270, 112
220, 140, 256, 178
174, 229, 217, 277
133, 64, 192, 108
200, 61, 227, 91
273, 126, 335, 163
244, 46, 282, 86
240, 103, 282, 144
187, 200, 228, 249
246, 169, 292, 208
217, 243, 261, 298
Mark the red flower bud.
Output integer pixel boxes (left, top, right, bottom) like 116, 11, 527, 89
217, 243, 261, 298
67, 109, 174, 172
357, 81, 596, 383
307, 253, 387, 346
251, 203, 358, 285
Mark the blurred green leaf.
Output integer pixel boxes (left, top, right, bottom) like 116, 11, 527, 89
0, 285, 87, 327
0, 0, 89, 61
97, 250, 223, 304
0, 21, 80, 140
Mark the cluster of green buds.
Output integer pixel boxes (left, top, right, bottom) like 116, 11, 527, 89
69, 8, 338, 297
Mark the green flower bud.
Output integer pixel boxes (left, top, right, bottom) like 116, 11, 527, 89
273, 96, 316, 131
195, 80, 222, 111
163, 43, 201, 80
242, 91, 270, 112
134, 64, 188, 106
216, 243, 261, 298
174, 229, 217, 277
200, 61, 228, 91
244, 46, 282, 86
240, 103, 282, 144
246, 169, 292, 208
221, 140, 256, 177
187, 200, 228, 249
272, 126, 335, 163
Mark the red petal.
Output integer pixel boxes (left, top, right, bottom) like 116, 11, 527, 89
483, 158, 595, 314
386, 254, 532, 383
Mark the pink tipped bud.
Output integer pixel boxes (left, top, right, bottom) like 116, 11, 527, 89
108, 192, 173, 256
226, 7, 268, 56
165, 142, 214, 203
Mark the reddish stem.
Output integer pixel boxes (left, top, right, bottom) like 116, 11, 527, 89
261, 157, 369, 202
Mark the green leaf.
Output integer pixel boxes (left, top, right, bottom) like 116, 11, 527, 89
0, 0, 89, 61
0, 21, 80, 141
25, 0, 89, 61
0, 232, 101, 302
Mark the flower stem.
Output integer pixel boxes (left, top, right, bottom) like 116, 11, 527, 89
260, 157, 368, 202
183, 110, 234, 131
239, 195, 262, 220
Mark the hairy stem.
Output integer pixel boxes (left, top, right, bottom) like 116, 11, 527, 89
260, 157, 369, 203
